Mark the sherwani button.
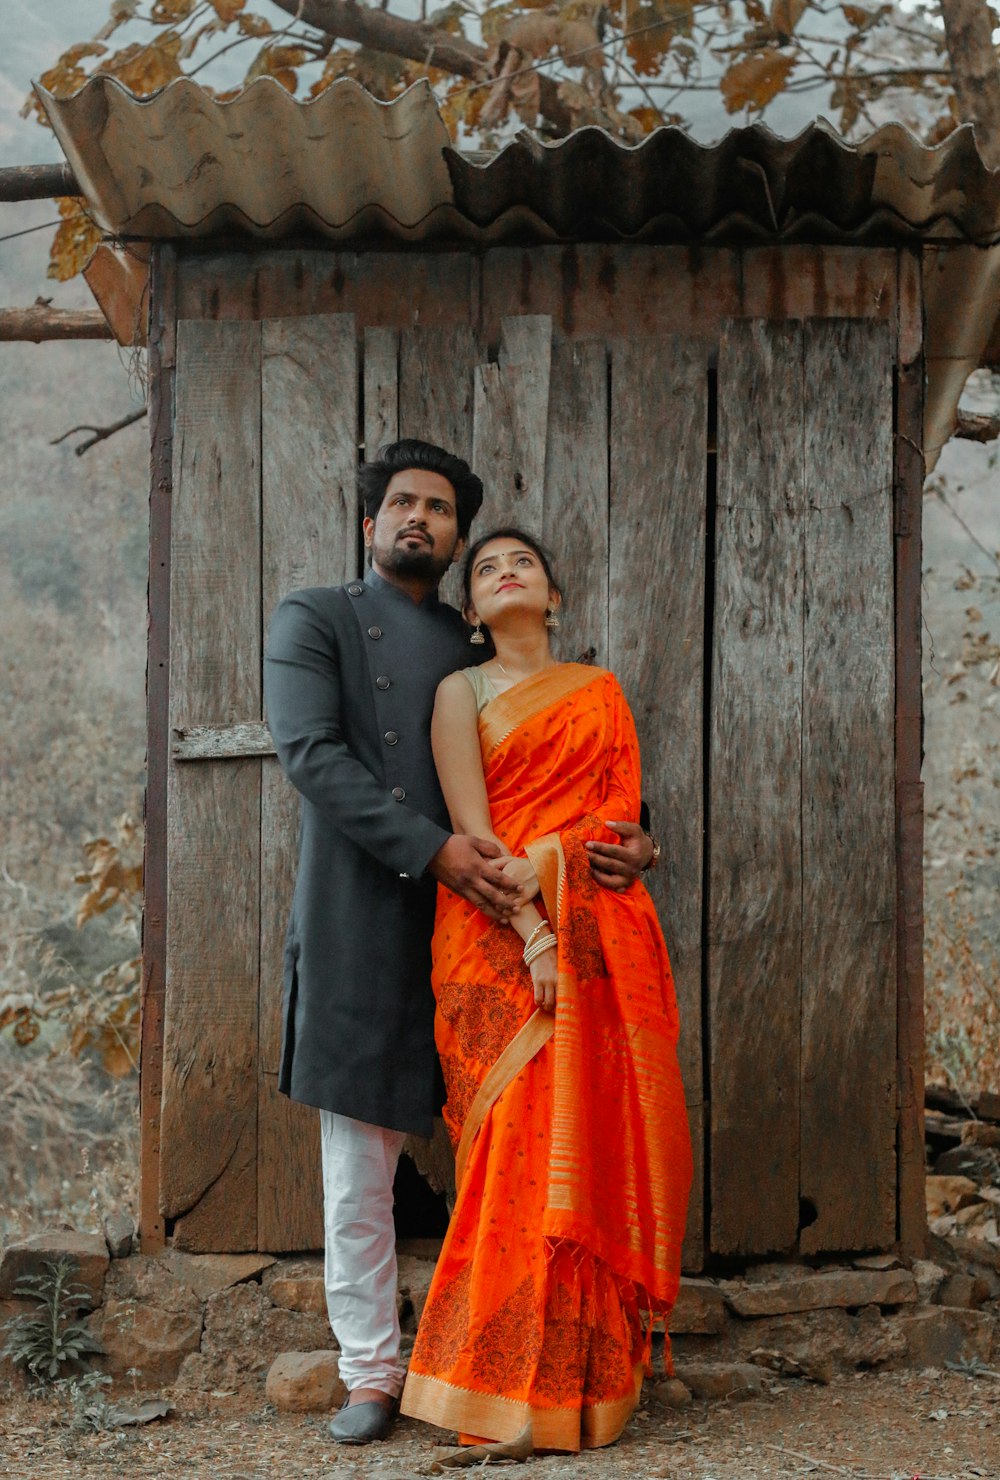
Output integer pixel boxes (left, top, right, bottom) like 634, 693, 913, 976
347, 583, 363, 596
391, 786, 406, 800
376, 675, 391, 690
368, 625, 382, 639
384, 731, 399, 745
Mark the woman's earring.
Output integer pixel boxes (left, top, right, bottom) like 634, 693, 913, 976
544, 609, 560, 630
470, 624, 486, 646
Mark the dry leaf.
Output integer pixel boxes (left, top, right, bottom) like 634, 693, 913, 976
209, 0, 247, 19
626, 4, 674, 76
238, 13, 272, 36
720, 49, 795, 111
48, 197, 102, 283
770, 0, 806, 36
628, 104, 665, 134
151, 0, 198, 20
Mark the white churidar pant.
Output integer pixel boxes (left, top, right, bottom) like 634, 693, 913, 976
320, 1110, 408, 1397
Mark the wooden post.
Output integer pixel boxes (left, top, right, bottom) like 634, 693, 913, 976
140, 244, 176, 1255
895, 246, 927, 1262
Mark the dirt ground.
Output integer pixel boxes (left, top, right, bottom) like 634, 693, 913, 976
1, 1368, 998, 1480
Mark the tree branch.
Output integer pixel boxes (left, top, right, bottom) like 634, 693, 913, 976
0, 302, 112, 342
938, 0, 1000, 169
954, 408, 1000, 442
50, 405, 148, 456
268, 0, 574, 133
0, 162, 79, 202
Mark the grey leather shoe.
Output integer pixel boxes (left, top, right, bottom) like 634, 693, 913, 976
328, 1397, 399, 1445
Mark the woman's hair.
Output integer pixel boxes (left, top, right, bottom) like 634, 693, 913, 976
358, 439, 484, 539
461, 527, 562, 615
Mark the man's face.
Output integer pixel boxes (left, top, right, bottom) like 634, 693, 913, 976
363, 469, 464, 583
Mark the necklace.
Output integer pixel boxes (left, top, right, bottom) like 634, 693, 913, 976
495, 658, 552, 681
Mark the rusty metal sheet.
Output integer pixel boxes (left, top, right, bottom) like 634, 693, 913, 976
37, 76, 1000, 248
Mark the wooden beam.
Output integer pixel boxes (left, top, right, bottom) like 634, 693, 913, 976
0, 305, 112, 342
172, 722, 274, 761
0, 162, 78, 201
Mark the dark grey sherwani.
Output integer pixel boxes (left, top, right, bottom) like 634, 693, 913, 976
263, 567, 474, 1137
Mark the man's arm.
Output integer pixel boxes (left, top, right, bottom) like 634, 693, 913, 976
265, 594, 519, 913
264, 593, 448, 880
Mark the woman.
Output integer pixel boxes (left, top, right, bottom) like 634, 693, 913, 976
400, 529, 692, 1453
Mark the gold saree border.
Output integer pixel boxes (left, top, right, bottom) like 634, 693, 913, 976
400, 1365, 643, 1452
478, 663, 605, 761
455, 1008, 554, 1189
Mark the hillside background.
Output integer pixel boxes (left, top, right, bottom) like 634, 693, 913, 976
0, 1, 997, 1239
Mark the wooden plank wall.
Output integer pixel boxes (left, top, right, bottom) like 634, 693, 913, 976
258, 314, 360, 1251
711, 317, 896, 1257
151, 244, 914, 1260
161, 318, 262, 1251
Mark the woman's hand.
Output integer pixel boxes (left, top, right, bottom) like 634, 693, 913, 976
498, 855, 539, 908
528, 946, 557, 1013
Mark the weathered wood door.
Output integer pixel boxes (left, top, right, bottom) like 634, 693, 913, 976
147, 245, 916, 1264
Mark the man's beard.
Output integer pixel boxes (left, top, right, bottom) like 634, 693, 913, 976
373, 534, 454, 583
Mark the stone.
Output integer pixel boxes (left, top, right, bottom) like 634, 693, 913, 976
900, 1307, 993, 1369
936, 1273, 989, 1310
933, 1146, 998, 1182
741, 1262, 812, 1285
725, 1268, 916, 1318
852, 1254, 901, 1271
266, 1274, 326, 1315
0, 1232, 109, 1309
397, 1254, 436, 1332
925, 1174, 982, 1218
912, 1260, 947, 1304
86, 1255, 204, 1386
675, 1362, 769, 1401
103, 1214, 135, 1260
669, 1278, 727, 1335
265, 1350, 346, 1412
157, 1251, 275, 1304
262, 1257, 325, 1315
935, 1234, 1000, 1297
725, 1305, 906, 1383
954, 1203, 997, 1236
181, 1283, 335, 1391
650, 1377, 692, 1409
960, 1122, 1000, 1148
89, 1299, 202, 1386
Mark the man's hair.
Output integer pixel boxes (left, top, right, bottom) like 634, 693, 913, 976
358, 439, 484, 539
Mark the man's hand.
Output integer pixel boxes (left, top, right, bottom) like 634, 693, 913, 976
496, 855, 539, 909
428, 835, 520, 918
585, 821, 653, 891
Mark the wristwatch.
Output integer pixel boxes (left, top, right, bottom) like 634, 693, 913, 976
644, 833, 661, 871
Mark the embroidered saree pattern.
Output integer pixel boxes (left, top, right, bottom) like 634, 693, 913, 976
401, 666, 692, 1451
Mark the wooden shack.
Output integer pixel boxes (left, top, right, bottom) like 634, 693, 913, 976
41, 76, 1000, 1271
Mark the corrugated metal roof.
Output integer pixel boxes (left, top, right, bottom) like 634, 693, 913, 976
37, 74, 1000, 465
37, 75, 1000, 247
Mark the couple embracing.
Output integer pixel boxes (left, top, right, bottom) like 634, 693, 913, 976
264, 438, 692, 1455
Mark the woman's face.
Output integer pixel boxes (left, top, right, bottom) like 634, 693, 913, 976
467, 539, 558, 631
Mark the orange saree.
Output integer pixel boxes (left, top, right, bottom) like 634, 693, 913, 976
400, 664, 692, 1451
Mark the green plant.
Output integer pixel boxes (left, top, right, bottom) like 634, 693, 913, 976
52, 1369, 115, 1431
2, 1258, 104, 1382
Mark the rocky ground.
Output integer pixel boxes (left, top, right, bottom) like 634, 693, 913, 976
1, 1365, 999, 1480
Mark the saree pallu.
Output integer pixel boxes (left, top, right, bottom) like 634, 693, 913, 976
401, 665, 692, 1451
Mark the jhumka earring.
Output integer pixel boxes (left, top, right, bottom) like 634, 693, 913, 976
544, 609, 560, 629
470, 624, 486, 645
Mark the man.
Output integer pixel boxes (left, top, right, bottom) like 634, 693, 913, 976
264, 439, 652, 1445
